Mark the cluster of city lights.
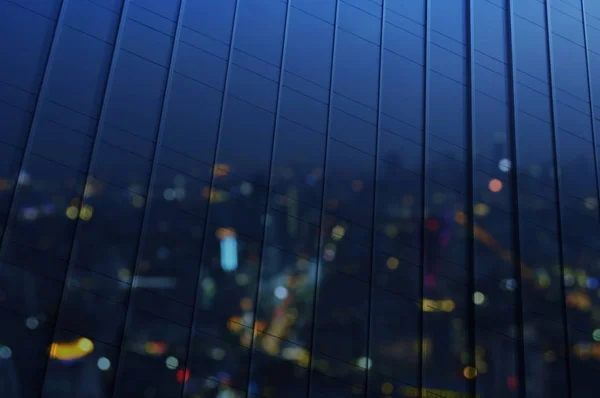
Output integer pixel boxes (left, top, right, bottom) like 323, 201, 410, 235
6, 141, 600, 398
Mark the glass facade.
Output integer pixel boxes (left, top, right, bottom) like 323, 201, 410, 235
1, 0, 600, 397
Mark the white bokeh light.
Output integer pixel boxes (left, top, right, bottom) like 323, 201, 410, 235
25, 316, 39, 330
97, 357, 111, 371
165, 356, 179, 370
274, 286, 288, 300
498, 158, 512, 172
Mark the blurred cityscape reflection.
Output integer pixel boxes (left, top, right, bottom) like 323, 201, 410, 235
1, 0, 600, 397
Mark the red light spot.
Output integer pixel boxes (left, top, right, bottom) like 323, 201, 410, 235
176, 368, 190, 383
507, 376, 518, 390
426, 219, 439, 231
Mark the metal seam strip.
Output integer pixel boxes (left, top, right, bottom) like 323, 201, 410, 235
544, 2, 574, 396
305, 0, 340, 396
108, 1, 189, 395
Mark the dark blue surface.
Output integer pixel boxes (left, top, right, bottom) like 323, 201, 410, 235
1, 0, 600, 397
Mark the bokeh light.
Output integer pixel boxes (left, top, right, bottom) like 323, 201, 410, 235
488, 178, 502, 193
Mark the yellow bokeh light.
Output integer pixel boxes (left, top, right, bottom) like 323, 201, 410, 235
49, 338, 95, 361
297, 349, 310, 368
421, 299, 436, 312
77, 338, 94, 352
421, 299, 455, 312
463, 366, 478, 379
79, 205, 93, 221
473, 203, 489, 217
381, 382, 394, 395
537, 275, 550, 289
441, 300, 455, 312
282, 347, 300, 361
131, 195, 145, 208
202, 187, 226, 203
478, 361, 488, 374
384, 224, 398, 238
332, 225, 345, 240
227, 316, 243, 333
65, 206, 79, 220
262, 337, 280, 356
473, 291, 485, 305
386, 257, 400, 270
118, 268, 131, 281
213, 164, 230, 177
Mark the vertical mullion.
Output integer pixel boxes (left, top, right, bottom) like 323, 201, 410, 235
543, 2, 574, 397
580, 0, 600, 223
245, 0, 291, 392
180, 0, 241, 396
465, 0, 477, 397
506, 0, 528, 396
108, 0, 188, 395
0, 0, 70, 256
364, 0, 385, 397
418, 0, 431, 396
37, 0, 132, 392
305, 0, 339, 396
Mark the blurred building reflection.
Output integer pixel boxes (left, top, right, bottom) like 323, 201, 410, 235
1, 0, 600, 397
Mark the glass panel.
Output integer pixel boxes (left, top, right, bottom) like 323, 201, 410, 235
3, 0, 599, 396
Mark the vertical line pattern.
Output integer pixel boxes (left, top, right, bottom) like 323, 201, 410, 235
3, 1, 592, 397
180, 0, 240, 396
364, 1, 385, 396
305, 0, 339, 396
580, 0, 600, 223
0, 0, 70, 257
37, 0, 132, 393
543, 2, 574, 397
418, 0, 431, 396
505, 0, 528, 396
465, 0, 477, 397
108, 0, 187, 395
245, 0, 291, 393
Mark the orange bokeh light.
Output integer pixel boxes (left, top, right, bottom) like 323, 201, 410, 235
488, 178, 503, 193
